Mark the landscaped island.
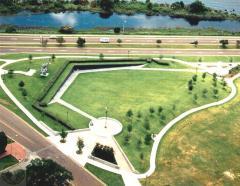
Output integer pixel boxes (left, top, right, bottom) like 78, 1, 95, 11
1, 0, 240, 22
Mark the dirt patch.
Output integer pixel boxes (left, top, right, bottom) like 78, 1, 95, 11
223, 171, 235, 180
0, 99, 11, 106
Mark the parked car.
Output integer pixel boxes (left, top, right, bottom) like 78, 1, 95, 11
100, 37, 110, 43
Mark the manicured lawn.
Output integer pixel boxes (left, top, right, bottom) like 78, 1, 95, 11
85, 164, 124, 186
3, 58, 75, 132
145, 61, 190, 69
176, 56, 240, 63
144, 79, 240, 186
62, 69, 229, 172
0, 155, 18, 171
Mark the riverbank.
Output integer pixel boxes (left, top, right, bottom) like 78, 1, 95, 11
0, 1, 240, 23
1, 26, 240, 36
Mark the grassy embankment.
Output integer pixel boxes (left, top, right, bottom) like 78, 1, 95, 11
144, 79, 240, 186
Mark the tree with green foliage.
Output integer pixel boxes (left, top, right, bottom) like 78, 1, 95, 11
222, 81, 227, 90
188, 84, 194, 93
149, 107, 155, 115
76, 138, 84, 154
5, 25, 16, 33
213, 89, 218, 98
26, 158, 73, 186
136, 139, 142, 149
56, 36, 65, 46
60, 129, 68, 143
18, 81, 25, 89
137, 111, 142, 119
99, 0, 114, 11
28, 54, 32, 63
144, 133, 152, 145
193, 94, 198, 103
192, 74, 197, 83
219, 40, 229, 48
117, 38, 122, 46
126, 109, 133, 118
158, 106, 163, 115
7, 69, 14, 78
189, 0, 206, 13
99, 53, 104, 61
127, 124, 132, 133
144, 118, 150, 130
0, 131, 7, 154
202, 72, 207, 81
22, 89, 28, 99
156, 39, 162, 47
140, 152, 144, 160
114, 27, 121, 34
51, 54, 56, 62
77, 37, 86, 47
124, 135, 130, 145
202, 88, 208, 98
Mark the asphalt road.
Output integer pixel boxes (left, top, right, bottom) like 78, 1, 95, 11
1, 46, 240, 56
0, 35, 239, 44
0, 105, 103, 186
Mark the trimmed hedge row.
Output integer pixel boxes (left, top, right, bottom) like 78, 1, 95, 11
32, 58, 147, 130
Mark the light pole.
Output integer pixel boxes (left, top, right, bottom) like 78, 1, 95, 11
105, 107, 108, 128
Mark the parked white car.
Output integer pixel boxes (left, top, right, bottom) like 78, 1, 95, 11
100, 37, 110, 43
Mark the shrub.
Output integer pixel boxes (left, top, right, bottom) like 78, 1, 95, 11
92, 143, 117, 164
0, 131, 7, 154
77, 37, 86, 47
5, 25, 17, 33
114, 27, 121, 34
59, 26, 75, 34
144, 133, 152, 145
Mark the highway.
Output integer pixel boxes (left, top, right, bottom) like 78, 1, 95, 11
0, 105, 102, 186
0, 34, 239, 56
0, 35, 239, 44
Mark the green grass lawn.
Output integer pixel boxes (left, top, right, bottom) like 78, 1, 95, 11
144, 79, 240, 186
0, 155, 18, 171
62, 69, 229, 172
145, 61, 190, 69
85, 164, 124, 186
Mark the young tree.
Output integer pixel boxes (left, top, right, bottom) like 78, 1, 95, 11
144, 118, 150, 130
28, 54, 33, 63
202, 72, 207, 81
158, 106, 163, 115
127, 124, 132, 133
60, 129, 68, 143
22, 89, 28, 99
202, 88, 208, 98
136, 139, 142, 149
99, 53, 104, 61
26, 158, 73, 186
0, 131, 7, 154
56, 36, 65, 46
236, 40, 240, 48
124, 135, 130, 145
140, 152, 144, 161
8, 69, 14, 78
77, 37, 86, 47
156, 39, 162, 47
76, 138, 84, 154
190, 40, 198, 47
149, 107, 155, 115
192, 74, 197, 83
117, 38, 122, 46
126, 109, 133, 118
219, 40, 229, 48
213, 89, 218, 98
51, 54, 56, 62
193, 94, 198, 103
222, 81, 227, 90
144, 133, 152, 145
137, 111, 142, 119
18, 80, 25, 89
188, 84, 194, 93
